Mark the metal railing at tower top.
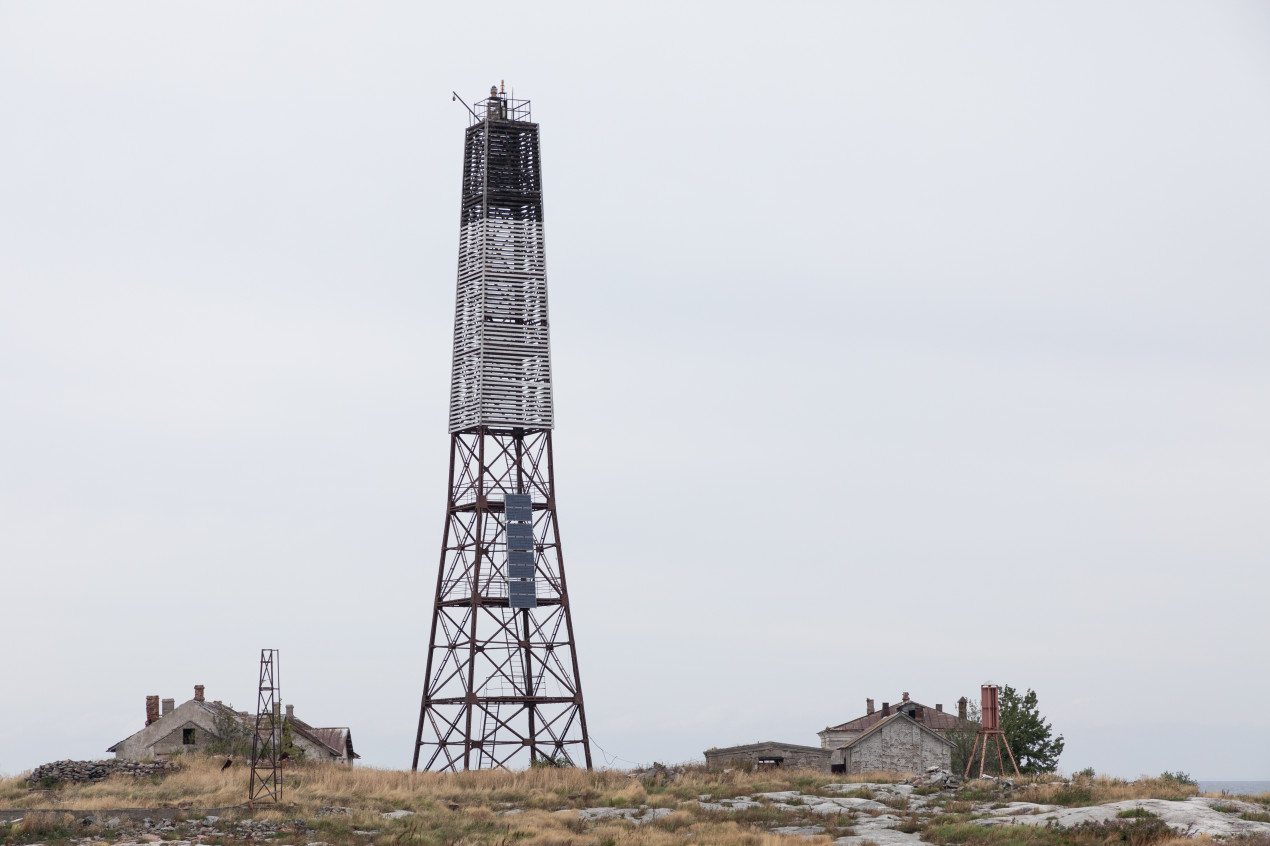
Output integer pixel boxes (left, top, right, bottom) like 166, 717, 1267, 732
473, 94, 532, 125
453, 90, 533, 126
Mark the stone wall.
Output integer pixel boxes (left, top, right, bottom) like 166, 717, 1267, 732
704, 743, 832, 772
842, 719, 951, 774
112, 700, 226, 759
28, 759, 176, 785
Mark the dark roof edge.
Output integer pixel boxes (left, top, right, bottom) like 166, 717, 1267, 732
705, 741, 830, 755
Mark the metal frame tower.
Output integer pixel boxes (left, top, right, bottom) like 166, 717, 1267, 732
413, 85, 592, 771
248, 649, 281, 805
964, 683, 1020, 779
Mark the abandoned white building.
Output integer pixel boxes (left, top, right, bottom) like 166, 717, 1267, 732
819, 693, 967, 748
820, 693, 967, 774
830, 711, 954, 774
108, 685, 358, 764
704, 692, 972, 774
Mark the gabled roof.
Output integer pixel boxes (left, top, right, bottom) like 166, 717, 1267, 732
825, 698, 967, 734
706, 741, 830, 756
288, 716, 359, 760
109, 698, 357, 760
838, 712, 955, 750
108, 699, 233, 752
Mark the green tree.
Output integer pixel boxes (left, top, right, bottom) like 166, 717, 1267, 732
999, 685, 1064, 773
206, 703, 254, 757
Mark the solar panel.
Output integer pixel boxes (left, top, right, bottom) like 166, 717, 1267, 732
507, 524, 534, 550
509, 563, 535, 579
508, 580, 537, 608
504, 494, 533, 522
508, 549, 535, 566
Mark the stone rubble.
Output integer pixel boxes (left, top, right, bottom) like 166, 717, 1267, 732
27, 760, 177, 786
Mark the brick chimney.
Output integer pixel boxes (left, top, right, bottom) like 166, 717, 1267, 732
936, 704, 943, 712
914, 706, 924, 722
902, 692, 910, 702
146, 695, 160, 726
161, 698, 175, 716
866, 698, 875, 715
194, 685, 205, 702
958, 696, 968, 720
881, 702, 890, 716
285, 704, 294, 720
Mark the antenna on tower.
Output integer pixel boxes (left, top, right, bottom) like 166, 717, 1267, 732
451, 91, 478, 119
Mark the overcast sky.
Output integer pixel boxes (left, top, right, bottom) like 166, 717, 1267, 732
2, 1, 1268, 779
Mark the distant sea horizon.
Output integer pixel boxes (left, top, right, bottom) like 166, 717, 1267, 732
1199, 781, 1270, 795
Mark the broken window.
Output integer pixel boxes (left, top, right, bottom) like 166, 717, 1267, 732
183, 728, 195, 745
756, 757, 783, 770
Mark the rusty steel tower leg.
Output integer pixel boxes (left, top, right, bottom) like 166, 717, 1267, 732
965, 683, 1021, 779
414, 429, 591, 770
413, 86, 591, 771
248, 649, 281, 805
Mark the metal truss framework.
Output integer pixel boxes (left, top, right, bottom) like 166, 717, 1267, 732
248, 649, 281, 805
413, 427, 591, 771
964, 684, 1020, 779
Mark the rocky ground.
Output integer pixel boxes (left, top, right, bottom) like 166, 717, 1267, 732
567, 771, 1270, 846
4, 762, 1269, 846
23, 772, 1267, 846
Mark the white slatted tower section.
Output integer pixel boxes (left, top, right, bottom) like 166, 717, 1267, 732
449, 94, 553, 433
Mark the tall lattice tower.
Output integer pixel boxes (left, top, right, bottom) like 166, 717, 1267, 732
412, 84, 592, 771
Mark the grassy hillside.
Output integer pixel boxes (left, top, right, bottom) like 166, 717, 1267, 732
1, 758, 1267, 846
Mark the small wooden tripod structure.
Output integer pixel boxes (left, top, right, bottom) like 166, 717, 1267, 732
248, 649, 281, 806
964, 683, 1020, 779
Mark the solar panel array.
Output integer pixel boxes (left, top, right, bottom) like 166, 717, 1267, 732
504, 494, 536, 608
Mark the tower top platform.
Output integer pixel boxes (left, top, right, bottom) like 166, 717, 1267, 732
457, 82, 532, 126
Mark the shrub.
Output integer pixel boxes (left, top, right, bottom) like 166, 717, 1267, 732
1050, 785, 1095, 806
1116, 808, 1158, 819
1068, 817, 1176, 846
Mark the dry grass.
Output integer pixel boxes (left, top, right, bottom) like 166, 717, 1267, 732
1010, 774, 1199, 807
0, 757, 885, 846
1201, 791, 1270, 804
